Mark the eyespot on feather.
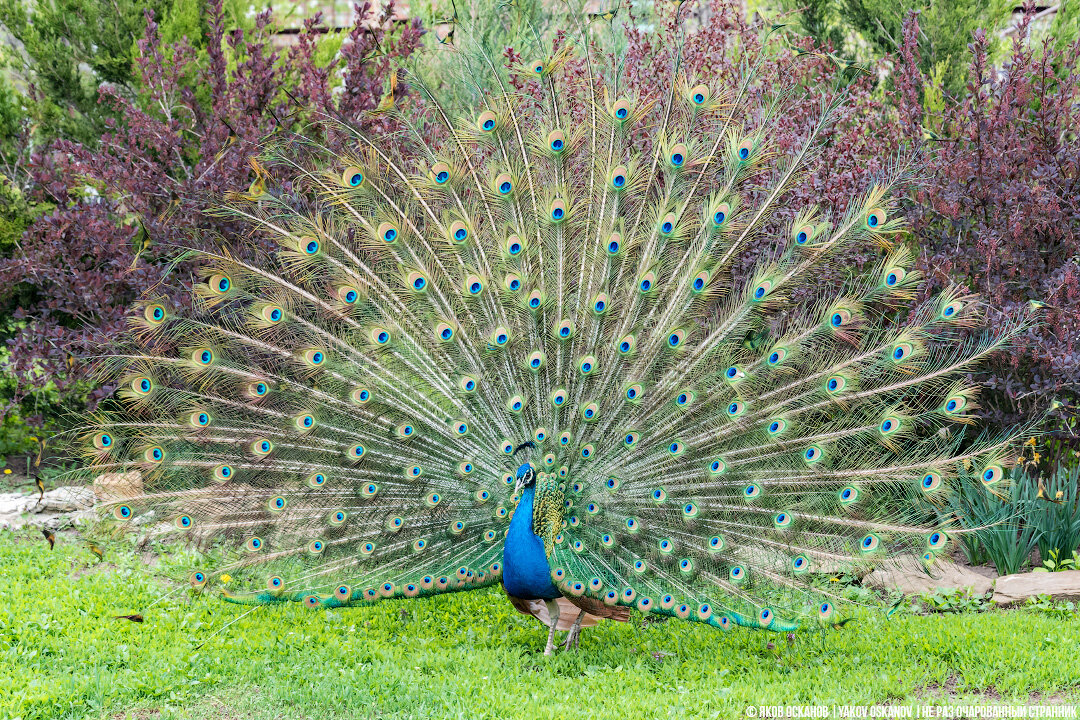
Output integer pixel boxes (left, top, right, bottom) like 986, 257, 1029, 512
767, 347, 788, 366
669, 143, 688, 168
144, 304, 167, 324
548, 198, 567, 223
829, 309, 852, 329
247, 381, 269, 399
865, 207, 886, 229
691, 270, 711, 293
463, 274, 484, 296
341, 166, 365, 188
504, 235, 524, 257
609, 165, 628, 190
406, 270, 429, 293
658, 212, 677, 235
336, 285, 359, 305
750, 279, 774, 301
547, 130, 566, 153
435, 322, 456, 342
430, 162, 451, 185
477, 110, 498, 132
735, 138, 755, 162
792, 223, 815, 246
638, 271, 657, 294
376, 222, 399, 244
208, 274, 231, 295
883, 267, 907, 287
370, 327, 391, 345
302, 348, 327, 365
495, 173, 514, 196
554, 318, 574, 340
191, 347, 214, 366
711, 202, 730, 228
981, 464, 1003, 485
448, 220, 469, 244
526, 288, 545, 310
838, 486, 860, 505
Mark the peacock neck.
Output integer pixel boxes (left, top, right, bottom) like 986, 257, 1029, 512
502, 485, 560, 600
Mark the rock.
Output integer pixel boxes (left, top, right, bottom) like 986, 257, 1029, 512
992, 570, 1080, 605
93, 471, 143, 500
0, 486, 99, 530
863, 557, 995, 596
39, 486, 96, 512
0, 492, 32, 527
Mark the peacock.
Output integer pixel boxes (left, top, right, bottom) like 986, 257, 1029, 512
73, 10, 1029, 655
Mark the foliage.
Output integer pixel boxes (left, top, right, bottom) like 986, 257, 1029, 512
942, 475, 1040, 575
895, 12, 1080, 426
0, 0, 172, 145
915, 588, 993, 615
1024, 593, 1078, 615
1014, 463, 1080, 564
773, 0, 1016, 97
1035, 548, 1077, 573
0, 1, 423, 422
1, 529, 1078, 719
1, 0, 1078, 448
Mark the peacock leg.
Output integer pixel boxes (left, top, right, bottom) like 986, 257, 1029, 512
543, 599, 561, 655
563, 609, 587, 650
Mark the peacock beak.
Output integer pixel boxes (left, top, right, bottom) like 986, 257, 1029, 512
514, 478, 525, 496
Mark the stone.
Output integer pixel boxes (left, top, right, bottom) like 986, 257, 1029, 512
39, 486, 96, 512
992, 570, 1080, 605
863, 556, 995, 596
92, 471, 143, 500
0, 486, 99, 530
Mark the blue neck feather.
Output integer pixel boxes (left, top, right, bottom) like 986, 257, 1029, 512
502, 486, 560, 600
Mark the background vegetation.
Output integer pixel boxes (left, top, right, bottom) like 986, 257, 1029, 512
1, 0, 1077, 467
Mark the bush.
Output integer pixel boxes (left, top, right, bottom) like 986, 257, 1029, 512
895, 12, 1080, 427
0, 0, 423, 422
2, 0, 1078, 446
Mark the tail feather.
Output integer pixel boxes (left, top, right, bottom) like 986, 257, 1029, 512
68, 17, 1030, 631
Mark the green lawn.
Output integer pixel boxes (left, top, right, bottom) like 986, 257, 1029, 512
2, 529, 1078, 720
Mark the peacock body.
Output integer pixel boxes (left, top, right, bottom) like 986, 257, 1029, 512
75, 14, 1028, 653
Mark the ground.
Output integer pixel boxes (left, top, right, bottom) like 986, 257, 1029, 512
1, 529, 1078, 720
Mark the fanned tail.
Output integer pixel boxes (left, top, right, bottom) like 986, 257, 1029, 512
66, 11, 1029, 631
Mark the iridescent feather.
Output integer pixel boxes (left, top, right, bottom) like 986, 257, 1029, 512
68, 12, 1029, 647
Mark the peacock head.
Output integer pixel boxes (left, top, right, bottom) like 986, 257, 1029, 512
514, 463, 536, 496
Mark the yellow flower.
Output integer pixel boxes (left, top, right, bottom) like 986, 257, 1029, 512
2, 469, 10, 474
1027, 437, 1037, 446
219, 574, 232, 584
1032, 452, 1041, 463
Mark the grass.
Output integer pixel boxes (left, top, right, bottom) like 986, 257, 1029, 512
1, 529, 1079, 720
